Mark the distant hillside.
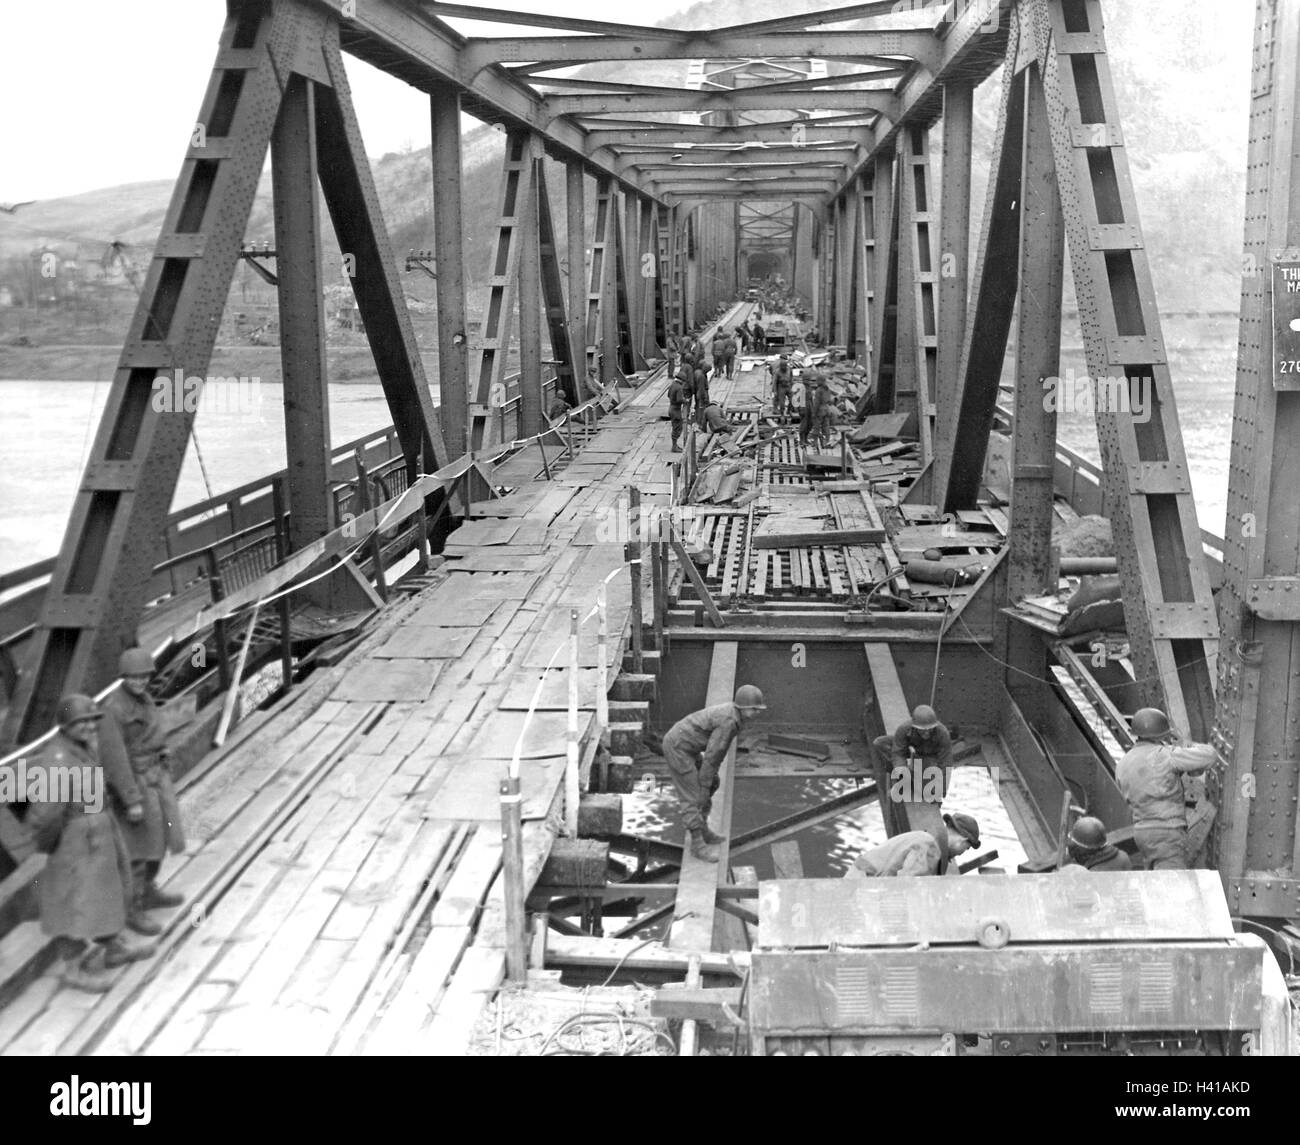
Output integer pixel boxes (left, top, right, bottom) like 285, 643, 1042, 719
0, 0, 1253, 338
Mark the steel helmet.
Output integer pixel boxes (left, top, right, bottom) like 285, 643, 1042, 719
118, 647, 155, 677
943, 812, 981, 849
1131, 708, 1170, 740
1068, 816, 1108, 851
734, 685, 766, 710
56, 694, 102, 728
911, 704, 939, 729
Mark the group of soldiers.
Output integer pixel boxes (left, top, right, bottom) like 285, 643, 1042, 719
768, 355, 838, 448
660, 686, 1218, 877
665, 329, 739, 452
12, 649, 184, 992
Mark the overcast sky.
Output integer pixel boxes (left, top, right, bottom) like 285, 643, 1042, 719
0, 0, 694, 202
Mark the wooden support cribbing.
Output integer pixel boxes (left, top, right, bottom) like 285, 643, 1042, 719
578, 794, 623, 839
670, 525, 725, 628
628, 486, 644, 672
500, 776, 527, 982
678, 954, 702, 1057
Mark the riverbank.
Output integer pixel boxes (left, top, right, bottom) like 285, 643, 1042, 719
0, 342, 429, 382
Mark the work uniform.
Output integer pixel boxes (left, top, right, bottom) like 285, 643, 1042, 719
100, 688, 187, 868
700, 404, 730, 435
751, 323, 765, 350
1115, 739, 1216, 870
872, 719, 954, 836
798, 376, 816, 445
811, 380, 836, 443
663, 703, 741, 834
21, 732, 133, 943
771, 361, 793, 417
720, 338, 736, 379
1065, 844, 1133, 872
692, 367, 711, 426
667, 378, 687, 448
845, 829, 950, 878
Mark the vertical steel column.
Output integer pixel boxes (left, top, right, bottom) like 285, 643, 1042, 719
1003, 66, 1065, 711
936, 17, 1024, 508
901, 124, 939, 464
469, 130, 531, 451
611, 192, 635, 376
625, 194, 644, 364
536, 166, 579, 407
517, 136, 543, 439
936, 82, 974, 462
272, 75, 334, 552
566, 161, 587, 377
430, 81, 469, 459
637, 194, 657, 363
854, 173, 876, 371
585, 177, 615, 380
872, 151, 898, 410
835, 193, 853, 347
1211, 0, 1300, 916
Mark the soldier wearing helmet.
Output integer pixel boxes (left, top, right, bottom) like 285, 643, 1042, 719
770, 355, 794, 419
16, 695, 154, 992
661, 685, 767, 862
99, 648, 187, 934
871, 704, 955, 837
846, 812, 981, 878
1115, 707, 1218, 870
1061, 815, 1132, 872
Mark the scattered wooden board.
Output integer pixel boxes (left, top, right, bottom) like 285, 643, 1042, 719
372, 626, 477, 660
330, 660, 442, 701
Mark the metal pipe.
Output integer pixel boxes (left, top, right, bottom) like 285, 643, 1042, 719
566, 608, 581, 837
628, 486, 644, 673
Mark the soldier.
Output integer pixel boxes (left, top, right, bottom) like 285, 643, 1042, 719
845, 813, 980, 877
719, 332, 737, 379
662, 686, 766, 862
810, 375, 837, 448
871, 704, 955, 836
698, 400, 731, 437
19, 695, 154, 992
667, 372, 688, 453
100, 648, 186, 934
1115, 708, 1217, 870
770, 355, 794, 418
1061, 816, 1133, 872
692, 361, 711, 426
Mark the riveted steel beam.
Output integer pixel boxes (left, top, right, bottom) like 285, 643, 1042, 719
587, 125, 874, 149
542, 89, 898, 121
462, 30, 941, 77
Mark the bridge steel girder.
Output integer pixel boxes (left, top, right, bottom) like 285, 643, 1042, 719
542, 89, 898, 122
517, 135, 544, 440
6, 1, 452, 742
468, 129, 533, 455
430, 81, 471, 459
1027, 0, 1217, 745
935, 12, 1024, 511
587, 125, 874, 150
565, 161, 587, 384
336, 0, 661, 200
1211, 0, 1300, 919
935, 81, 974, 473
535, 162, 580, 409
1001, 64, 1065, 717
461, 30, 941, 76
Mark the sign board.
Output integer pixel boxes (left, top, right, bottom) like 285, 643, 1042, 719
1271, 257, 1300, 390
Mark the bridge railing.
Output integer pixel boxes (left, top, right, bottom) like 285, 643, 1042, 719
991, 405, 1226, 570
0, 367, 574, 682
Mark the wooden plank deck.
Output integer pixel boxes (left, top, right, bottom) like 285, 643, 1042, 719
1, 364, 678, 1057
